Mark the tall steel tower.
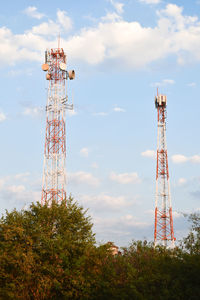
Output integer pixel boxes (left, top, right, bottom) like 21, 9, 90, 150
154, 91, 175, 247
41, 46, 75, 205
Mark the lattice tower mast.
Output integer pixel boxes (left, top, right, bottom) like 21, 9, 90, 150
154, 92, 175, 247
41, 46, 75, 205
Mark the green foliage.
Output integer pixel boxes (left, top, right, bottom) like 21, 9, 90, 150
0, 200, 200, 300
182, 212, 200, 254
91, 240, 200, 300
0, 197, 98, 299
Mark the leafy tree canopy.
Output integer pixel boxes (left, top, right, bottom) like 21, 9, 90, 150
0, 197, 98, 299
0, 198, 200, 300
182, 212, 200, 254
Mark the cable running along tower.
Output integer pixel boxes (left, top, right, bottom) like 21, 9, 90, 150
154, 92, 175, 247
41, 46, 75, 205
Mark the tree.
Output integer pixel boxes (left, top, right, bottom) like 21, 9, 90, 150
182, 212, 200, 255
1, 200, 200, 300
0, 197, 96, 299
90, 239, 200, 300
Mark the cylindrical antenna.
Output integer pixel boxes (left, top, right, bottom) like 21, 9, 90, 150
58, 33, 60, 50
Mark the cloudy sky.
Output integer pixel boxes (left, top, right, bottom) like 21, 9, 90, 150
0, 0, 200, 246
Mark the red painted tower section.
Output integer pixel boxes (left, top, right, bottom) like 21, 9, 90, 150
154, 92, 175, 247
41, 46, 75, 205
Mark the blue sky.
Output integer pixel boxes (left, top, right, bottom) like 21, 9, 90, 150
0, 0, 200, 246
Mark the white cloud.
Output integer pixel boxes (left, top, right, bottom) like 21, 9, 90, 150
80, 193, 128, 210
22, 106, 43, 118
163, 79, 175, 85
12, 173, 31, 185
190, 155, 200, 163
187, 82, 196, 87
178, 178, 187, 186
30, 10, 72, 36
0, 173, 31, 184
80, 147, 89, 157
93, 112, 108, 116
69, 171, 100, 186
121, 214, 148, 227
4, 184, 40, 204
139, 0, 160, 4
93, 214, 149, 238
89, 210, 151, 244
172, 154, 200, 164
31, 21, 60, 36
113, 107, 126, 112
64, 3, 200, 67
57, 10, 73, 31
101, 12, 122, 23
110, 171, 140, 184
0, 173, 41, 212
151, 79, 175, 87
158, 4, 198, 31
110, 0, 124, 14
7, 185, 26, 194
1, 4, 200, 69
0, 27, 43, 65
0, 11, 73, 66
141, 149, 156, 158
67, 109, 77, 116
14, 172, 30, 180
7, 68, 33, 77
64, 3, 199, 68
171, 154, 188, 163
23, 6, 45, 19
0, 111, 6, 122
7, 69, 22, 77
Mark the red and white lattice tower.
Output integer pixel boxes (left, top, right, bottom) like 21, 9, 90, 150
41, 46, 75, 205
154, 91, 175, 247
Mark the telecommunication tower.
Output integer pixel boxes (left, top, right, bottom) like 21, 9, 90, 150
154, 91, 175, 247
41, 46, 75, 205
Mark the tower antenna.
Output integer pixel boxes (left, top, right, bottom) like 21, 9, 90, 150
41, 44, 75, 204
154, 92, 175, 247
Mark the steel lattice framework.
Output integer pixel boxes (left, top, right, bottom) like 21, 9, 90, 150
41, 47, 75, 205
154, 92, 175, 247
